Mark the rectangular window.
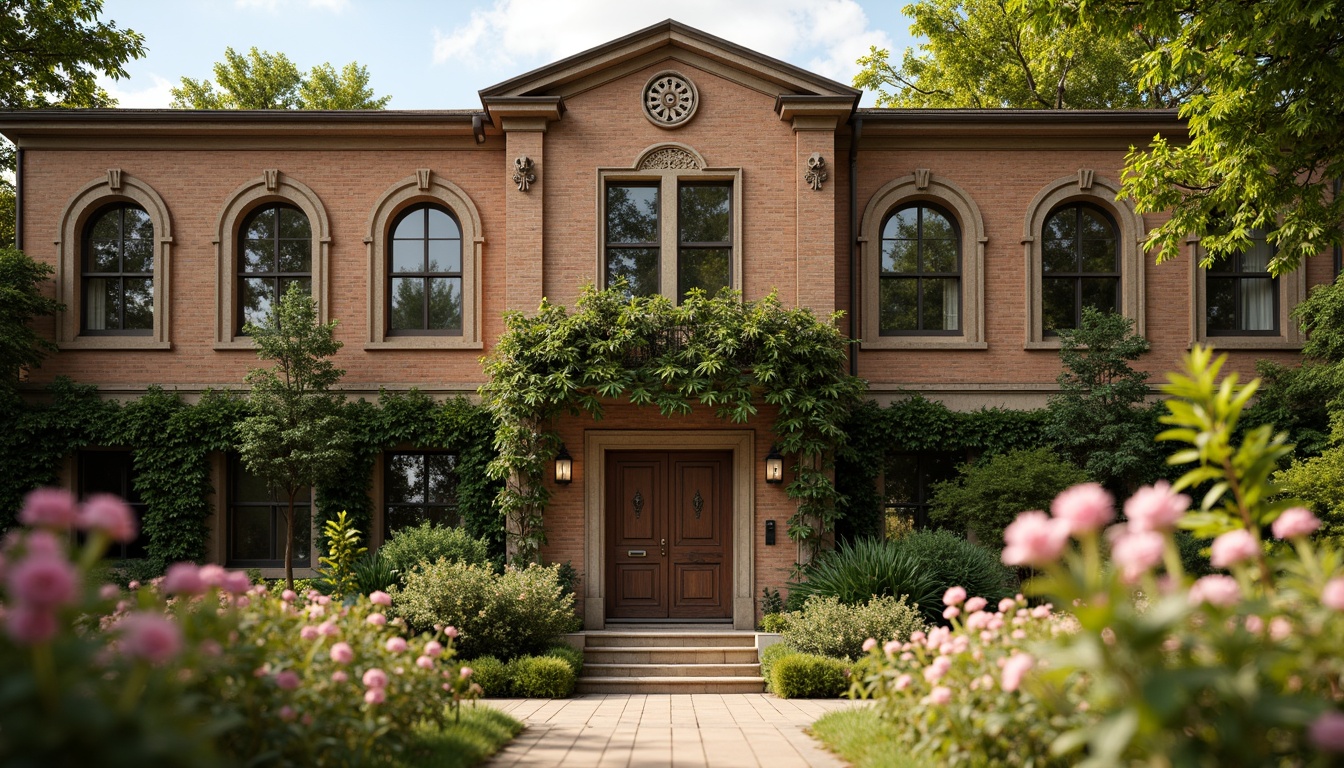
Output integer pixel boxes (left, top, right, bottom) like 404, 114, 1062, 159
677, 182, 731, 302
883, 451, 962, 535
78, 451, 148, 559
605, 183, 660, 298
604, 178, 735, 304
1207, 232, 1278, 335
228, 458, 310, 568
384, 452, 461, 540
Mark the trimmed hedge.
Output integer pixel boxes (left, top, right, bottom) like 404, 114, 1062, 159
509, 656, 576, 698
770, 653, 849, 699
543, 644, 584, 676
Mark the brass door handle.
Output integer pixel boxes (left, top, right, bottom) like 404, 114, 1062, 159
660, 538, 667, 557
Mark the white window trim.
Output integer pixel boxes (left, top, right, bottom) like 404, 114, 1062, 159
55, 171, 173, 350
213, 171, 331, 349
1188, 235, 1306, 349
859, 173, 987, 349
1022, 172, 1146, 349
364, 170, 484, 349
596, 143, 743, 301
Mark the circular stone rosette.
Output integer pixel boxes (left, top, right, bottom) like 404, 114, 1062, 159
642, 71, 699, 129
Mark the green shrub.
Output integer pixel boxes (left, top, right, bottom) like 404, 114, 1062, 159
928, 447, 1089, 548
780, 595, 925, 660
759, 641, 794, 689
1174, 530, 1216, 579
554, 561, 579, 598
787, 537, 941, 619
468, 656, 511, 697
761, 586, 784, 614
543, 644, 584, 675
890, 530, 1016, 613
770, 653, 848, 698
379, 522, 490, 578
509, 656, 576, 698
759, 613, 786, 633
98, 558, 165, 589
350, 550, 399, 595
391, 560, 579, 659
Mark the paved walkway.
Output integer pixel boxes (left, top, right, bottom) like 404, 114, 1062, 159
482, 694, 859, 767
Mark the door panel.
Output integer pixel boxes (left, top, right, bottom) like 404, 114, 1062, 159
606, 450, 732, 620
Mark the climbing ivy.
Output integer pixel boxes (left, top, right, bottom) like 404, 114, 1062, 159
479, 286, 865, 568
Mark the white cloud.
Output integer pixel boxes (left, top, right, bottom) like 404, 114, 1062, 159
99, 74, 176, 109
431, 0, 891, 86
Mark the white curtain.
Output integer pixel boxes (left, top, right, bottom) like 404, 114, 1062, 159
1240, 239, 1274, 331
943, 279, 960, 331
85, 280, 107, 330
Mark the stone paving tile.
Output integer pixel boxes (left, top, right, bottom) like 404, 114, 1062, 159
483, 694, 856, 768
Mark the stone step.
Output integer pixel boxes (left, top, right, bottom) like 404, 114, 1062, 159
576, 676, 767, 695
583, 646, 760, 665
582, 631, 756, 648
582, 662, 761, 678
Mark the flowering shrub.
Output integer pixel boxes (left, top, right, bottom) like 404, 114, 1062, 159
779, 594, 925, 660
391, 559, 579, 659
851, 346, 1344, 764
0, 489, 483, 767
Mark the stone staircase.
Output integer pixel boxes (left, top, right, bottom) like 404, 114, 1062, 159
575, 627, 766, 694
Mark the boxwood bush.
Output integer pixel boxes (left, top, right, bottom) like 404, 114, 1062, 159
509, 656, 576, 698
468, 656, 511, 697
543, 644, 584, 676
391, 560, 579, 659
759, 641, 794, 690
779, 595, 925, 660
770, 652, 849, 699
379, 522, 490, 579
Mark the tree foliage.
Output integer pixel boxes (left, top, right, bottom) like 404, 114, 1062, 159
856, 0, 1181, 108
237, 283, 350, 588
1020, 0, 1344, 274
1046, 308, 1166, 496
0, 247, 62, 390
928, 447, 1089, 548
170, 46, 390, 110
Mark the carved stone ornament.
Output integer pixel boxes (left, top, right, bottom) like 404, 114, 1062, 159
1078, 168, 1095, 191
637, 147, 702, 171
416, 168, 432, 191
263, 169, 280, 192
914, 168, 931, 190
805, 153, 828, 191
513, 156, 536, 192
106, 168, 123, 191
642, 71, 699, 129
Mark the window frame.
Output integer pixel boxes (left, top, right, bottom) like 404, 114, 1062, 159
859, 172, 986, 349
235, 202, 313, 336
80, 202, 155, 336
1203, 228, 1280, 337
364, 171, 484, 350
226, 456, 313, 569
214, 171, 330, 349
55, 171, 172, 350
597, 144, 743, 305
382, 450, 463, 541
77, 450, 149, 560
386, 203, 465, 337
881, 450, 964, 533
1190, 233, 1307, 349
1023, 173, 1146, 348
877, 202, 963, 336
1039, 202, 1121, 336
675, 180, 734, 302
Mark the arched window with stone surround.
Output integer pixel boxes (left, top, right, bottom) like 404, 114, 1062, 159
1039, 202, 1120, 334
387, 203, 464, 335
237, 203, 312, 334
878, 202, 961, 334
82, 203, 154, 335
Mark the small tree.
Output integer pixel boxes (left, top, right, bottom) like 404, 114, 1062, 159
928, 447, 1088, 548
1046, 307, 1165, 496
237, 283, 349, 589
0, 248, 63, 390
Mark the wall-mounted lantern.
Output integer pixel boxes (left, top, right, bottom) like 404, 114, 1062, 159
555, 444, 573, 485
765, 445, 784, 484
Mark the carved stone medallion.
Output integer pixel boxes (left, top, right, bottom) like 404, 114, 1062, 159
642, 71, 699, 129
637, 147, 701, 171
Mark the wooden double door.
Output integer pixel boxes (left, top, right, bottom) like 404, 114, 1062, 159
605, 451, 733, 620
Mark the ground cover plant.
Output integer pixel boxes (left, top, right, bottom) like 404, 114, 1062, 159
841, 346, 1344, 765
0, 489, 517, 766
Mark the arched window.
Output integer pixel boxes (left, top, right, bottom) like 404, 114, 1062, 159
388, 203, 463, 334
82, 203, 154, 334
237, 204, 312, 333
1040, 203, 1119, 334
879, 203, 961, 334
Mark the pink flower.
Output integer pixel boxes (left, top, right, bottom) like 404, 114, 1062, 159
161, 563, 206, 595
118, 612, 183, 664
862, 638, 877, 652
198, 564, 226, 587
926, 686, 952, 705
369, 590, 392, 606
964, 597, 987, 613
281, 589, 297, 602
367, 613, 387, 626
279, 706, 296, 722
385, 637, 408, 653
220, 571, 251, 595
998, 598, 1016, 613
362, 668, 388, 689
1001, 653, 1035, 692
942, 606, 960, 620
330, 642, 354, 664
318, 620, 339, 637
1051, 483, 1114, 536
883, 640, 900, 656
1270, 617, 1293, 641
416, 655, 434, 670
460, 666, 474, 679
1322, 579, 1344, 611
7, 553, 79, 607
5, 605, 57, 644
1272, 508, 1321, 540
1002, 511, 1070, 567
300, 625, 319, 641
77, 495, 137, 543
1309, 711, 1344, 753
424, 640, 443, 658
1189, 575, 1240, 608
275, 670, 300, 690
1210, 529, 1260, 569
331, 670, 349, 683
99, 584, 119, 600
1110, 530, 1165, 583
444, 626, 458, 638
1124, 481, 1189, 533
943, 587, 967, 606
19, 489, 78, 530
364, 688, 385, 705
894, 674, 912, 691
18, 530, 63, 559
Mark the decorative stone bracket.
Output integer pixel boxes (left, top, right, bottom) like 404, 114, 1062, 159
804, 153, 827, 191
513, 156, 536, 192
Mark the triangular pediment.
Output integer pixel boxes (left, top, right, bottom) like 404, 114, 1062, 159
479, 19, 860, 108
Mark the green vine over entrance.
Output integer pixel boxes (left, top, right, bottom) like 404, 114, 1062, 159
480, 286, 865, 568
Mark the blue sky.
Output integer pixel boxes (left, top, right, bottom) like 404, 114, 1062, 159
98, 0, 921, 109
